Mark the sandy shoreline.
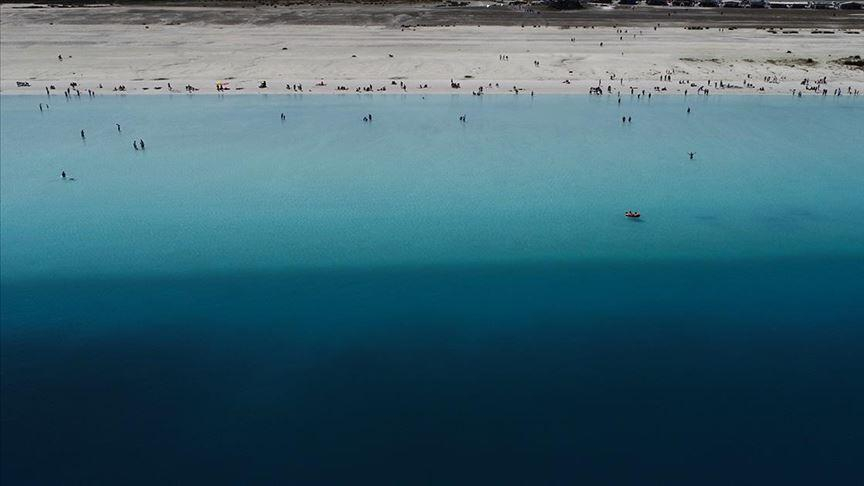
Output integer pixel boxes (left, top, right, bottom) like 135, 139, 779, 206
2, 4, 863, 96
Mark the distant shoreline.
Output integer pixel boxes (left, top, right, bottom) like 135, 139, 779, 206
3, 2, 864, 28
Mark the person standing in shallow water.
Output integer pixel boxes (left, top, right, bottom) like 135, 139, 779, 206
116, 123, 121, 133
139, 139, 145, 150
61, 171, 66, 179
80, 129, 85, 139
133, 140, 139, 151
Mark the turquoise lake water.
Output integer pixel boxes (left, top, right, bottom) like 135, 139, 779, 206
2, 94, 863, 484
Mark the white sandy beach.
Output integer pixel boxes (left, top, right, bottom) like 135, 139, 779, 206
1, 4, 862, 96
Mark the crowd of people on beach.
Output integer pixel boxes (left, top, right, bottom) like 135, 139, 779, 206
30, 57, 861, 100
28, 26, 864, 100
36, 74, 859, 98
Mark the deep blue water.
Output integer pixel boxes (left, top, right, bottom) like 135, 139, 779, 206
2, 94, 863, 484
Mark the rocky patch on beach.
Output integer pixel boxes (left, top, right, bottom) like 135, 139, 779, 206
833, 55, 864, 69
767, 57, 818, 67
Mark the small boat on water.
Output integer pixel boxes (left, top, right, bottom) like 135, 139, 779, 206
625, 210, 641, 218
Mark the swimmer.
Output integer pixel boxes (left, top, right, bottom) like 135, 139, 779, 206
61, 170, 66, 179
689, 152, 695, 160
139, 139, 145, 150
133, 140, 139, 150
116, 123, 121, 133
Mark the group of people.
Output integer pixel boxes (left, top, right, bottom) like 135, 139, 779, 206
796, 77, 857, 96
63, 85, 97, 99
358, 84, 387, 93
390, 81, 409, 92
78, 121, 145, 148
61, 120, 149, 180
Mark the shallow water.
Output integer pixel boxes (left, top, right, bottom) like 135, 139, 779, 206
2, 94, 863, 484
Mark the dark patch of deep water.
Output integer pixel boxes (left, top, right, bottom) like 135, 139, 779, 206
2, 259, 863, 485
